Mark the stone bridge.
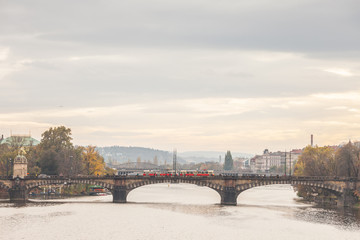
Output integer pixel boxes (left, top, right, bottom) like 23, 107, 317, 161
0, 176, 358, 206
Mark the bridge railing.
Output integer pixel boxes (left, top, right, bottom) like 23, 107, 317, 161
3, 174, 358, 182
0, 176, 13, 180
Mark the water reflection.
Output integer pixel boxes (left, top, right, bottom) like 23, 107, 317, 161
136, 202, 229, 217
294, 206, 360, 230
1, 184, 359, 240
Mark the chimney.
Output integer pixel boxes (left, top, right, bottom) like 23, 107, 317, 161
311, 134, 313, 147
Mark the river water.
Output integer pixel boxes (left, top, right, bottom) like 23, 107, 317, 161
1, 184, 359, 240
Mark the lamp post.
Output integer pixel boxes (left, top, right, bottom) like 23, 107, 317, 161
284, 151, 287, 177
69, 155, 73, 176
289, 151, 292, 177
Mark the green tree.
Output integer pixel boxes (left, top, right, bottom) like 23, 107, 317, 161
25, 145, 41, 176
0, 144, 14, 176
39, 149, 59, 175
224, 150, 234, 171
39, 126, 73, 152
38, 126, 76, 175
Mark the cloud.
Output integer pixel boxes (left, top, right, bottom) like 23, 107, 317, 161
324, 68, 354, 77
1, 1, 360, 153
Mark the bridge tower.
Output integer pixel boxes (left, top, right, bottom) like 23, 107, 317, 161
13, 154, 28, 179
8, 153, 29, 203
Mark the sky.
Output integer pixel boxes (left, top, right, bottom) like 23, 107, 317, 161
1, 0, 360, 154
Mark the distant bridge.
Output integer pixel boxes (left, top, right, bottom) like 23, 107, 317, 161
0, 175, 359, 206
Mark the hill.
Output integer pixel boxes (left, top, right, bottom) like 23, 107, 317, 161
96, 146, 184, 165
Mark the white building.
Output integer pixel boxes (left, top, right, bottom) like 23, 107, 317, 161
252, 149, 303, 173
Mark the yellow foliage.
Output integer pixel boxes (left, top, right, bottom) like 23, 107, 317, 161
293, 145, 336, 177
82, 146, 105, 176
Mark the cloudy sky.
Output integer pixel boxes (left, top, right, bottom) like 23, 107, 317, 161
1, 0, 360, 154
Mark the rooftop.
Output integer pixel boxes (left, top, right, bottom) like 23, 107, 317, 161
0, 135, 40, 147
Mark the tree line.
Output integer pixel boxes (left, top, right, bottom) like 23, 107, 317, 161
0, 126, 116, 177
294, 142, 360, 178
293, 142, 360, 201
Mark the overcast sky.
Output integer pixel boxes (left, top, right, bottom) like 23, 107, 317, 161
1, 0, 360, 154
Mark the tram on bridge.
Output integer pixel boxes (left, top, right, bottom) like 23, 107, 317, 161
142, 170, 215, 177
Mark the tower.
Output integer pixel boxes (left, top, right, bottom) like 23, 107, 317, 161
13, 154, 28, 178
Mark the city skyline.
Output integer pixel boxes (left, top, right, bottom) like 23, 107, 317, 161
1, 0, 360, 153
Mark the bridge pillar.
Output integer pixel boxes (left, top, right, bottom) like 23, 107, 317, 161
113, 186, 128, 203
338, 189, 357, 207
9, 177, 27, 203
220, 187, 238, 206
9, 188, 27, 203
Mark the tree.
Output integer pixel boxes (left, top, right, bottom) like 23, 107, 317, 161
293, 145, 337, 200
25, 145, 42, 176
38, 126, 76, 175
335, 142, 360, 178
39, 149, 59, 175
82, 146, 106, 175
0, 144, 14, 176
293, 146, 336, 177
39, 126, 73, 151
224, 150, 233, 171
105, 167, 117, 175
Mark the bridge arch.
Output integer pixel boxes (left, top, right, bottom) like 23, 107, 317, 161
232, 180, 345, 204
235, 180, 344, 194
125, 178, 224, 193
24, 179, 116, 194
291, 181, 344, 195
0, 182, 11, 190
112, 178, 224, 204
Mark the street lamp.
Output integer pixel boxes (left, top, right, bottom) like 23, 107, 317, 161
70, 155, 73, 176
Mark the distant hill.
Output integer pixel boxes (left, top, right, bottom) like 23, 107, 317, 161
96, 146, 185, 165
178, 151, 254, 164
97, 146, 253, 165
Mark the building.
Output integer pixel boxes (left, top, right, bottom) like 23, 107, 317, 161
0, 134, 40, 147
252, 149, 303, 174
13, 154, 28, 178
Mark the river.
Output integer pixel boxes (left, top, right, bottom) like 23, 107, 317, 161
1, 184, 359, 240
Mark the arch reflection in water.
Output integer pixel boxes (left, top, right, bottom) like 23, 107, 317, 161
127, 183, 220, 204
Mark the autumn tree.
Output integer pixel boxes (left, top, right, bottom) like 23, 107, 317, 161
293, 145, 337, 200
335, 142, 360, 178
224, 151, 234, 171
293, 146, 336, 177
82, 146, 106, 175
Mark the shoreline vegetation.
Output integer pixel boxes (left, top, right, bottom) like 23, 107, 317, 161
293, 144, 360, 207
